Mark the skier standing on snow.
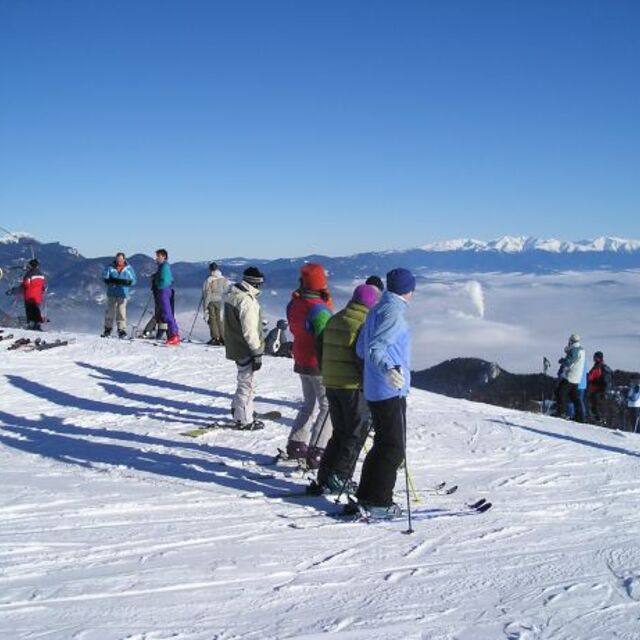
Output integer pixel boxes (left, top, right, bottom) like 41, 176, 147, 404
202, 262, 227, 346
264, 319, 292, 357
152, 249, 180, 345
307, 283, 380, 495
285, 263, 335, 469
627, 378, 640, 432
553, 334, 586, 422
354, 268, 416, 518
223, 267, 266, 429
8, 258, 46, 331
101, 252, 137, 338
587, 351, 613, 424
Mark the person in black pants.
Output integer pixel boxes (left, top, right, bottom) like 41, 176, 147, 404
354, 268, 416, 518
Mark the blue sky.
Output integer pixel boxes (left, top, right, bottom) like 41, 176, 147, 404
1, 0, 639, 260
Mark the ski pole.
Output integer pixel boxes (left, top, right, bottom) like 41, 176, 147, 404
399, 391, 413, 535
131, 292, 153, 339
185, 296, 204, 342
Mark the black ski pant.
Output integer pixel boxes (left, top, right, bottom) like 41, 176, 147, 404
356, 396, 406, 507
25, 301, 43, 325
556, 379, 584, 422
317, 388, 371, 486
588, 391, 604, 422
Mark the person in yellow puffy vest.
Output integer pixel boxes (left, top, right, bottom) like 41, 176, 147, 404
306, 283, 380, 495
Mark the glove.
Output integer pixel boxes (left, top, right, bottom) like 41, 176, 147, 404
119, 278, 132, 286
386, 366, 405, 389
252, 355, 263, 371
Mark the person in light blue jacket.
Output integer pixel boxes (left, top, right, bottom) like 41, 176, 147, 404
101, 252, 136, 338
354, 267, 415, 518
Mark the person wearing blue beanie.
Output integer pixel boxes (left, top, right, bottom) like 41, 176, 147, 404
353, 267, 415, 519
386, 268, 416, 296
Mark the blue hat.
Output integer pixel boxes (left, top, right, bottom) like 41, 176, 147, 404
386, 268, 416, 295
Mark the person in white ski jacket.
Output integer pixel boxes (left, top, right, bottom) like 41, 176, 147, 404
553, 334, 586, 422
223, 267, 265, 429
627, 378, 640, 432
202, 262, 227, 345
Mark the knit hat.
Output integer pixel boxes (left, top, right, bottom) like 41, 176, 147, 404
352, 284, 379, 309
365, 275, 384, 292
568, 333, 580, 344
27, 258, 39, 269
276, 319, 288, 330
594, 351, 604, 361
300, 263, 328, 291
386, 268, 416, 296
209, 261, 219, 271
243, 266, 264, 287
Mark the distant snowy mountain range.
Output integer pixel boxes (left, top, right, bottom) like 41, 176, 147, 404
421, 235, 640, 253
2, 234, 640, 299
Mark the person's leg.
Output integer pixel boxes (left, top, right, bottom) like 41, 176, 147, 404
104, 298, 116, 333
232, 361, 255, 425
333, 390, 371, 480
158, 288, 179, 337
207, 302, 217, 341
570, 384, 584, 422
287, 374, 317, 457
317, 388, 347, 486
212, 302, 224, 342
356, 397, 405, 507
116, 298, 127, 335
309, 376, 333, 451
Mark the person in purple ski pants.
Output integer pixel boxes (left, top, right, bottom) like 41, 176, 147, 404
152, 249, 180, 345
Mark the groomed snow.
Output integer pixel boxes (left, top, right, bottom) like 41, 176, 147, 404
1, 330, 640, 639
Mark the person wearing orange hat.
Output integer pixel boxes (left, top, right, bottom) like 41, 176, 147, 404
285, 263, 335, 468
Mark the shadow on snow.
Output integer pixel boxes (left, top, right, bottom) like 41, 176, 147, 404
0, 410, 297, 495
75, 361, 299, 410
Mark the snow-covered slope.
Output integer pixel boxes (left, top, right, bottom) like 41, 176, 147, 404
2, 330, 640, 639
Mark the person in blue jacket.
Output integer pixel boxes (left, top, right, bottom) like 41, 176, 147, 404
354, 267, 415, 519
152, 248, 180, 345
102, 252, 136, 338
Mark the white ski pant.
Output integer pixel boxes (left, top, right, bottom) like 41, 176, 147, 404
288, 374, 333, 450
104, 297, 127, 333
232, 361, 255, 425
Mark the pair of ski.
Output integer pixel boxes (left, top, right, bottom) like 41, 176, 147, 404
0, 333, 15, 342
180, 410, 282, 437
339, 496, 492, 525
7, 337, 73, 352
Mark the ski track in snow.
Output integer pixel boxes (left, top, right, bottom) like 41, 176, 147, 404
1, 331, 640, 639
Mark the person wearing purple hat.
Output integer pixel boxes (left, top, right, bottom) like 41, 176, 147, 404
306, 283, 381, 495
353, 267, 416, 519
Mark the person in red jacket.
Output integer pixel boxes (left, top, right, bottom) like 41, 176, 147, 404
286, 263, 334, 468
587, 351, 613, 423
14, 259, 46, 330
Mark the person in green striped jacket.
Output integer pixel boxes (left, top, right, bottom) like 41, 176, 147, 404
308, 283, 381, 495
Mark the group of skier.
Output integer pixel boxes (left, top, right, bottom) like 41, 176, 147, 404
219, 261, 416, 517
5, 252, 640, 510
552, 334, 640, 430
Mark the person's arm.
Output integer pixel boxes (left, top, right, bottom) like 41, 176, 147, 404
367, 305, 402, 375
305, 303, 332, 336
238, 296, 263, 356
